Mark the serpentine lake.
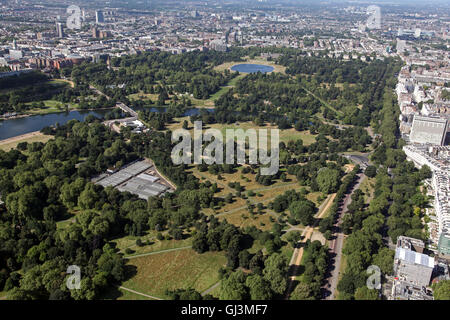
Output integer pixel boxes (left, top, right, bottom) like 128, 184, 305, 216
0, 108, 212, 141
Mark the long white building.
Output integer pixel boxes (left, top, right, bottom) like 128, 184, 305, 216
403, 145, 450, 256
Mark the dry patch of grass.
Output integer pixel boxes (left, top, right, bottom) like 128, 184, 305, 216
167, 120, 318, 147
127, 92, 159, 102
219, 208, 275, 232
112, 233, 192, 256
0, 132, 52, 152
360, 176, 375, 203
122, 249, 226, 299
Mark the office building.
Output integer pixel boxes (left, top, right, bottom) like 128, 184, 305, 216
56, 22, 64, 38
96, 11, 104, 24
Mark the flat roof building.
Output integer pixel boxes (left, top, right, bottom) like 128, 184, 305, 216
94, 160, 171, 200
409, 116, 448, 146
394, 237, 435, 288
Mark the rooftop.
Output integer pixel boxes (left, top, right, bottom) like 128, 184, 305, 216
395, 247, 435, 269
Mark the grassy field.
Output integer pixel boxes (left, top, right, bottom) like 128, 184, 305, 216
0, 132, 53, 152
116, 288, 156, 300
120, 237, 192, 257
56, 218, 75, 230
208, 74, 246, 102
360, 176, 375, 203
127, 92, 159, 102
101, 286, 160, 300
121, 248, 226, 299
190, 164, 323, 232
25, 99, 83, 115
218, 207, 276, 231
167, 120, 319, 146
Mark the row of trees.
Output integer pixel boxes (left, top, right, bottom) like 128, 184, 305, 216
337, 84, 433, 299
291, 240, 329, 300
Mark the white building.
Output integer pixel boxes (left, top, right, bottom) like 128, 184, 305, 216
403, 145, 450, 256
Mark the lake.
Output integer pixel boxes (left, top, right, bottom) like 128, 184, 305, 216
0, 107, 214, 140
0, 110, 111, 140
230, 64, 275, 74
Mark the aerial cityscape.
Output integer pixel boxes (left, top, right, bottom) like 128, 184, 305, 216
0, 0, 449, 306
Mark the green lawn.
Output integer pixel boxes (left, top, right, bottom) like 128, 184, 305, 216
208, 74, 246, 102
0, 291, 8, 300
56, 218, 75, 230
26, 100, 81, 115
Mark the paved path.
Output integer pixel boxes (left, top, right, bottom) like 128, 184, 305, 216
201, 281, 221, 296
89, 84, 138, 118
117, 102, 138, 118
124, 246, 192, 259
285, 193, 336, 298
325, 173, 365, 300
119, 286, 163, 300
300, 85, 343, 116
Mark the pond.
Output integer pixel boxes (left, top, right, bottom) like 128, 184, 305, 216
230, 64, 275, 74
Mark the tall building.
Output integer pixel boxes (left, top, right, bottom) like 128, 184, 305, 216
92, 27, 100, 38
56, 22, 64, 38
415, 28, 422, 38
96, 11, 104, 24
210, 39, 227, 52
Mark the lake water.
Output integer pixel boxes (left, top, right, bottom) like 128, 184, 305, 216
230, 64, 275, 73
0, 107, 214, 140
0, 110, 110, 140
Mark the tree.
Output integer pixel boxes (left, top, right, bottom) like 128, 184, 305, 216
290, 282, 314, 300
433, 280, 450, 300
354, 286, 380, 300
337, 272, 366, 295
372, 247, 394, 276
238, 250, 250, 269
316, 168, 340, 194
286, 231, 301, 247
60, 178, 85, 209
78, 183, 101, 210
289, 200, 316, 225
418, 165, 432, 180
219, 270, 248, 300
245, 274, 273, 300
192, 232, 208, 253
364, 165, 377, 178
263, 253, 288, 296
168, 288, 203, 300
